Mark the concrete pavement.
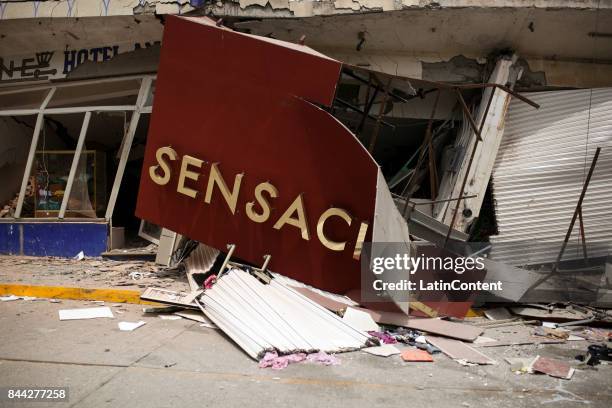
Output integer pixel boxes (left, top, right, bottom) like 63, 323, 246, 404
0, 298, 610, 408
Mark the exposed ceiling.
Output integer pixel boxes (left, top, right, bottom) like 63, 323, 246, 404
235, 8, 612, 63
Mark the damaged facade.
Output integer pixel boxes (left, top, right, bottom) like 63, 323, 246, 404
0, 3, 611, 392
1, 2, 611, 302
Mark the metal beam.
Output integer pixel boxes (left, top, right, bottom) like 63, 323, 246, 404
14, 87, 56, 218
368, 78, 392, 153
553, 147, 601, 270
0, 74, 155, 97
58, 111, 92, 219
426, 90, 441, 199
0, 106, 136, 116
334, 98, 395, 129
105, 77, 153, 221
342, 69, 410, 103
356, 73, 376, 135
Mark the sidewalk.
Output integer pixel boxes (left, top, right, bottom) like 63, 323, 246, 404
1, 298, 610, 408
0, 256, 610, 407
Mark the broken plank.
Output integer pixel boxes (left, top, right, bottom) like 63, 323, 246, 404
353, 308, 482, 341
290, 286, 350, 313
140, 287, 201, 309
405, 318, 483, 342
427, 336, 495, 365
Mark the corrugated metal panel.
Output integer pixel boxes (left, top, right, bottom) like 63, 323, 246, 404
184, 243, 219, 274
490, 88, 612, 266
197, 269, 375, 359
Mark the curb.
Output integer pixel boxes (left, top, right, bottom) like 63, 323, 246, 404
0, 283, 483, 316
0, 283, 157, 305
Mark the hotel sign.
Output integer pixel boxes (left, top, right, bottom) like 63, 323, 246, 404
136, 17, 379, 293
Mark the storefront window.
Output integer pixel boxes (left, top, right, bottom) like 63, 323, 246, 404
0, 75, 154, 221
21, 113, 82, 218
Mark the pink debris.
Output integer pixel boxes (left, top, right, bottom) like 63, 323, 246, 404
258, 351, 306, 370
258, 351, 341, 369
306, 351, 341, 366
367, 331, 398, 344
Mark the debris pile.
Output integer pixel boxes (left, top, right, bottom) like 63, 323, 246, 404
131, 243, 612, 375
0, 255, 182, 290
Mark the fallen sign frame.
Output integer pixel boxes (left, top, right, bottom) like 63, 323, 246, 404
135, 15, 384, 296
136, 16, 539, 315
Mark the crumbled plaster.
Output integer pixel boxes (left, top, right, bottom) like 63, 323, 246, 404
334, 0, 361, 12
0, 0, 192, 20
155, 0, 196, 15
422, 55, 483, 83
1, 0, 610, 20
133, 1, 158, 14
207, 0, 612, 19
240, 0, 290, 8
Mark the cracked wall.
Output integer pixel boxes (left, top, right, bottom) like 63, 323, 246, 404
1, 0, 610, 20
207, 0, 612, 19
0, 0, 195, 19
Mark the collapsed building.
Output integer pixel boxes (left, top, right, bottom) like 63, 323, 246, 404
0, 1, 611, 315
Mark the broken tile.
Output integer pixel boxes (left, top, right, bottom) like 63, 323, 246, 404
530, 356, 574, 380
401, 348, 433, 362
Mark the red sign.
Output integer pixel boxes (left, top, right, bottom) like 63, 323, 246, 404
136, 17, 378, 293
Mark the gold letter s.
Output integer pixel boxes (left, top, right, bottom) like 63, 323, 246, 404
149, 146, 177, 185
246, 182, 278, 223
